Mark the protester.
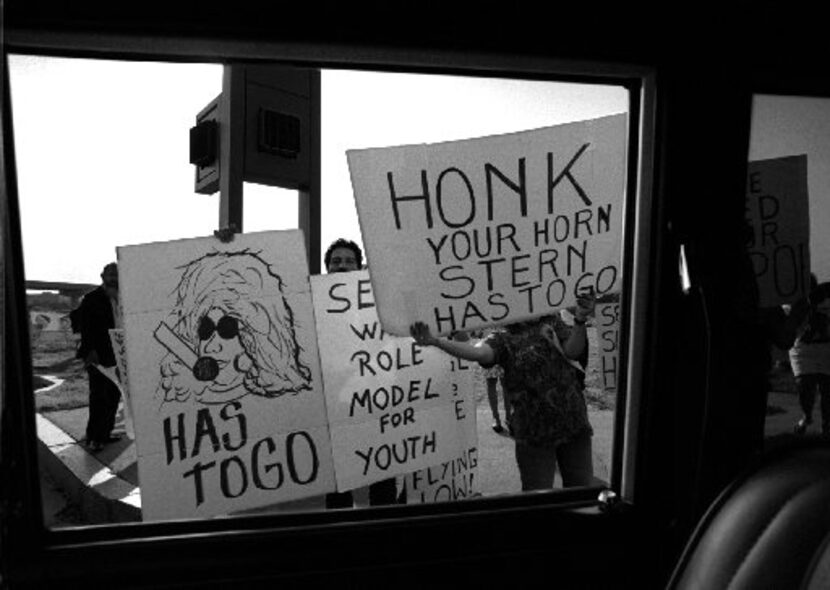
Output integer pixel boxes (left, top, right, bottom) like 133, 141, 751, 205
324, 238, 363, 273
410, 291, 597, 491
484, 363, 509, 434
469, 329, 508, 435
790, 281, 830, 435
323, 238, 398, 508
469, 329, 509, 433
71, 262, 122, 451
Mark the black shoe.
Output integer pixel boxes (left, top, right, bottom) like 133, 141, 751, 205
492, 423, 505, 434
86, 440, 105, 452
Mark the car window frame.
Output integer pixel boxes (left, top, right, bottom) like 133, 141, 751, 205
1, 22, 659, 586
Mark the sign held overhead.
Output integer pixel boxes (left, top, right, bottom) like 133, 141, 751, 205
348, 114, 627, 336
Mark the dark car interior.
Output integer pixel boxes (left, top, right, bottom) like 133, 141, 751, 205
4, 3, 830, 588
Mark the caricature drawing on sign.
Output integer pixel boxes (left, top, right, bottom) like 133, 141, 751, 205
153, 250, 312, 405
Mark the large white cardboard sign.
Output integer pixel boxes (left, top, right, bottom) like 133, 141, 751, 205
311, 270, 476, 492
403, 413, 478, 504
746, 155, 811, 307
596, 302, 620, 395
118, 230, 335, 521
347, 114, 627, 336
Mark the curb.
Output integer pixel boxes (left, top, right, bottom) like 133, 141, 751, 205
36, 413, 141, 523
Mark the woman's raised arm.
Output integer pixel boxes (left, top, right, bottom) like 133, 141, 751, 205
410, 322, 496, 365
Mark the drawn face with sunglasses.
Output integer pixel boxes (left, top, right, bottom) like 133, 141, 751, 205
156, 250, 312, 405
196, 308, 247, 394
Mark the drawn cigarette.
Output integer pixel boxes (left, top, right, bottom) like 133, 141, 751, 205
154, 322, 199, 367
154, 322, 219, 382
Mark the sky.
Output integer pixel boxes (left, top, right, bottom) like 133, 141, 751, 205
7, 56, 629, 285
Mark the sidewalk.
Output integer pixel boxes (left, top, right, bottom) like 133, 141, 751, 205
34, 327, 616, 523
36, 407, 141, 523
37, 402, 615, 525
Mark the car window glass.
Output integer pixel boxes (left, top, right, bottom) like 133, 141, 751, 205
9, 55, 630, 527
749, 95, 830, 447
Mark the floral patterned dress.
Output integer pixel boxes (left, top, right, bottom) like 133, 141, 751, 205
483, 315, 592, 448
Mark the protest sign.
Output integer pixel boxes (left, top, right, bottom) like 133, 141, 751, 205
405, 446, 478, 504
403, 391, 478, 504
596, 302, 620, 395
109, 328, 135, 439
347, 114, 627, 336
746, 155, 810, 307
312, 270, 476, 492
108, 329, 128, 393
118, 230, 335, 520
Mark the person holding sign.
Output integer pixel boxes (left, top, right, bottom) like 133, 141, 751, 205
71, 262, 123, 452
790, 281, 830, 436
410, 291, 596, 491
325, 238, 364, 272
323, 238, 399, 508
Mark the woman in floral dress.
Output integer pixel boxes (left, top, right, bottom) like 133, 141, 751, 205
410, 292, 595, 490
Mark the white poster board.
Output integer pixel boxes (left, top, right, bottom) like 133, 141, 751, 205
108, 328, 129, 393
403, 418, 478, 504
348, 114, 627, 336
108, 328, 135, 439
746, 155, 811, 307
596, 302, 620, 395
118, 230, 335, 520
311, 270, 476, 492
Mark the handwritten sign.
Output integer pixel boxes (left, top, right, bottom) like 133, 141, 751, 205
596, 302, 620, 395
405, 447, 478, 504
311, 270, 476, 492
347, 115, 627, 336
404, 398, 478, 503
746, 155, 810, 307
118, 230, 335, 520
109, 328, 135, 439
108, 329, 129, 392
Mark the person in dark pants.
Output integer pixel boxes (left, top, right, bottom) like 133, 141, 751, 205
790, 281, 830, 435
72, 262, 122, 451
322, 238, 398, 509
